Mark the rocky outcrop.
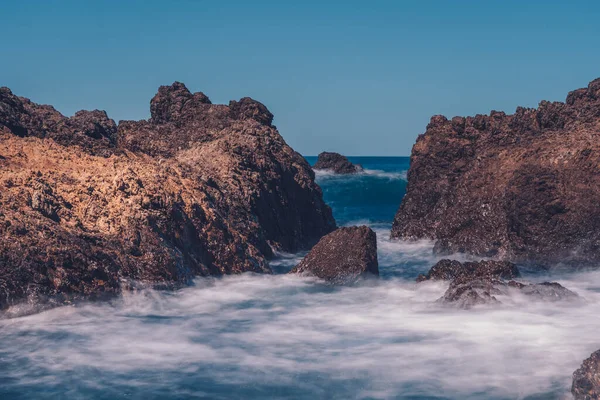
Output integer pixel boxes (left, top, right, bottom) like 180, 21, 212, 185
0, 82, 336, 315
313, 152, 362, 174
289, 226, 378, 284
416, 259, 520, 282
425, 260, 578, 308
392, 78, 600, 267
573, 350, 600, 400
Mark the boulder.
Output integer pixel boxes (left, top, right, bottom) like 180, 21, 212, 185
392, 78, 600, 267
573, 350, 600, 400
427, 260, 577, 309
313, 152, 362, 174
416, 259, 520, 282
289, 226, 378, 284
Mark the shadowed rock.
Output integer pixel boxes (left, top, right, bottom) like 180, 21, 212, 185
289, 226, 378, 284
313, 152, 362, 174
392, 78, 600, 267
0, 82, 336, 315
416, 259, 520, 282
428, 260, 577, 309
573, 350, 600, 400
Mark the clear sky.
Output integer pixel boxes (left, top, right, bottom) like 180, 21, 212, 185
2, 0, 599, 156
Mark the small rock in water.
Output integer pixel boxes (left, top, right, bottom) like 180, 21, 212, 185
313, 152, 362, 174
573, 350, 600, 400
417, 259, 520, 282
289, 226, 378, 284
423, 260, 578, 309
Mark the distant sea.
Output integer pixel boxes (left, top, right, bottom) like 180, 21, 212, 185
1, 156, 599, 399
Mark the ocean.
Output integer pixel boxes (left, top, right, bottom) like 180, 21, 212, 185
1, 156, 599, 399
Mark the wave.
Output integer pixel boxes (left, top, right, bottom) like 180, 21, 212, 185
314, 168, 407, 181
1, 268, 598, 399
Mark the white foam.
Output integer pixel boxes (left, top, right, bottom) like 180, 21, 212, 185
314, 168, 406, 181
1, 263, 597, 398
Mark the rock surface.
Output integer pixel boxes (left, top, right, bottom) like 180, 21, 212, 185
289, 226, 378, 284
392, 78, 600, 266
313, 152, 362, 174
0, 82, 336, 315
573, 350, 600, 400
416, 259, 520, 282
426, 260, 577, 308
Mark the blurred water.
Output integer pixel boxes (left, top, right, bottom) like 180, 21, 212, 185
0, 157, 594, 399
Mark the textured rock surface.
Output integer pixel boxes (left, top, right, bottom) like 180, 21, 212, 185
416, 259, 520, 282
573, 350, 600, 400
313, 152, 362, 174
0, 82, 336, 315
289, 226, 378, 284
430, 260, 577, 308
392, 78, 600, 266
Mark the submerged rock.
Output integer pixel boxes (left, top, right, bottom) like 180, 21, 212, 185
416, 259, 520, 282
428, 260, 577, 309
313, 152, 362, 174
392, 78, 600, 267
289, 226, 378, 284
573, 350, 600, 400
0, 82, 336, 314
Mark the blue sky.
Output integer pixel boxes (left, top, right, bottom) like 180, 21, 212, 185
2, 0, 599, 155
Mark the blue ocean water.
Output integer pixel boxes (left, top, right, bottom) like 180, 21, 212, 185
1, 157, 599, 399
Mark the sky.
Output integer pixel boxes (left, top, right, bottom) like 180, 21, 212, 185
2, 0, 600, 156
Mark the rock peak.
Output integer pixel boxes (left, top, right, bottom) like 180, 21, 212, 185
149, 82, 211, 124
228, 97, 274, 126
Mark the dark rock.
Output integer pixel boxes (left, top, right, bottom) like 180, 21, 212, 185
416, 259, 520, 282
289, 226, 378, 284
512, 281, 579, 301
0, 82, 336, 315
438, 277, 503, 309
429, 260, 577, 309
392, 78, 600, 266
573, 350, 600, 400
229, 97, 274, 126
313, 152, 362, 174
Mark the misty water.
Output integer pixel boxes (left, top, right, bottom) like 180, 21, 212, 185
1, 157, 599, 399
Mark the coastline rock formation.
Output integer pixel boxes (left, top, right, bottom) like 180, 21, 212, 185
313, 152, 363, 174
421, 260, 578, 308
573, 350, 600, 400
392, 78, 600, 266
0, 83, 336, 315
289, 226, 378, 284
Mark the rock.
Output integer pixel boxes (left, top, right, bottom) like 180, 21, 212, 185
429, 260, 577, 309
313, 152, 363, 174
416, 259, 520, 282
573, 350, 600, 400
438, 277, 503, 309
289, 226, 378, 284
391, 78, 600, 266
509, 281, 579, 302
0, 82, 336, 315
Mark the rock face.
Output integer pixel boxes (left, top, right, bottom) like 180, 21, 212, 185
392, 78, 600, 266
573, 350, 600, 400
0, 82, 336, 315
313, 152, 362, 174
416, 259, 520, 282
423, 260, 578, 308
289, 226, 378, 284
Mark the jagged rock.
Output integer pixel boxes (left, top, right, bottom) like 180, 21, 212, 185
430, 260, 577, 308
0, 82, 336, 315
313, 152, 362, 174
416, 259, 520, 282
573, 350, 600, 400
392, 78, 600, 266
289, 226, 378, 284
